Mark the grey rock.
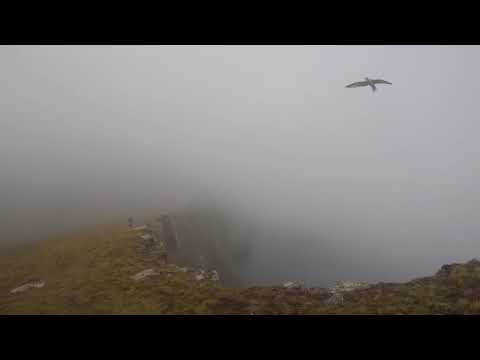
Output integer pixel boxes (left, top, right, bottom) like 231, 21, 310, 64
10, 281, 45, 294
283, 281, 303, 289
130, 269, 158, 281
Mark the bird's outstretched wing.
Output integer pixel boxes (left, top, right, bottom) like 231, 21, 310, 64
346, 81, 369, 88
371, 79, 392, 85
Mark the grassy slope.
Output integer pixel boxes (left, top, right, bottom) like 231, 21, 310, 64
0, 224, 230, 314
1, 223, 480, 314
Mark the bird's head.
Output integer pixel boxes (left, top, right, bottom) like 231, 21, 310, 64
365, 77, 370, 81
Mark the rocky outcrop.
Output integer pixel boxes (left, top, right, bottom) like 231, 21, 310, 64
435, 258, 480, 278
283, 281, 303, 289
331, 281, 371, 292
324, 281, 372, 305
135, 224, 168, 265
194, 269, 220, 282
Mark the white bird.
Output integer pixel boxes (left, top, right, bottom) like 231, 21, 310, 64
346, 77, 392, 92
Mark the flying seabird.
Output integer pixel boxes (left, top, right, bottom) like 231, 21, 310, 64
346, 77, 392, 92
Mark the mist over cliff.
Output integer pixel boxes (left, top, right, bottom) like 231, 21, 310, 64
2, 45, 480, 286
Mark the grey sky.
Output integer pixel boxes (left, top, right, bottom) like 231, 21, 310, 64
2, 45, 480, 285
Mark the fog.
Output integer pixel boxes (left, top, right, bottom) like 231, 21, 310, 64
2, 45, 480, 286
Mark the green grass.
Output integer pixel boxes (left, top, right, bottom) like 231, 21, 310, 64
0, 223, 226, 314
2, 222, 480, 314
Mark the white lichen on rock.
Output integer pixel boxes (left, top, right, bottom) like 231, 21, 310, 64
331, 281, 371, 292
10, 281, 45, 294
283, 281, 303, 289
324, 281, 371, 305
140, 233, 154, 241
131, 225, 148, 231
194, 269, 220, 281
130, 269, 158, 281
210, 270, 220, 282
195, 270, 206, 281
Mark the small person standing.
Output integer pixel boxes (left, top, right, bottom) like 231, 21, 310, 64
161, 251, 168, 265
128, 216, 133, 228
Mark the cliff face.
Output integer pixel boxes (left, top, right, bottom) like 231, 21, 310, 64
171, 209, 252, 287
1, 220, 480, 315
